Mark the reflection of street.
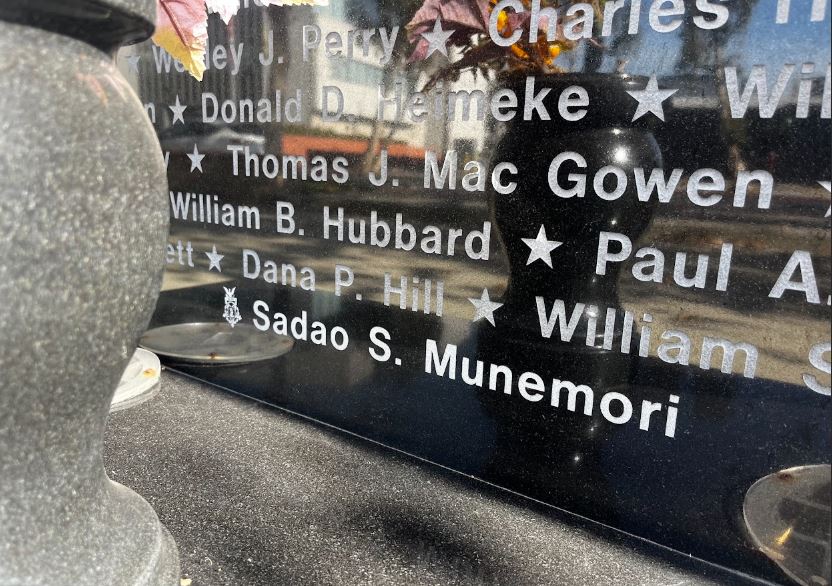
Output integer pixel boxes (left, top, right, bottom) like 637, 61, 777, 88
162, 267, 230, 291
623, 181, 830, 387
152, 170, 503, 482
162, 176, 509, 327
161, 170, 831, 390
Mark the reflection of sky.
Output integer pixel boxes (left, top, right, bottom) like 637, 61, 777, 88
580, 1, 830, 76
735, 1, 832, 70
592, 23, 682, 75
329, 0, 830, 78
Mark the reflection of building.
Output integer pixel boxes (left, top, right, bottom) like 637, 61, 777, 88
654, 73, 830, 183
123, 1, 491, 168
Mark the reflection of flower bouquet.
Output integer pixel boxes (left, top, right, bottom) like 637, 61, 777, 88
406, 0, 603, 88
153, 0, 327, 80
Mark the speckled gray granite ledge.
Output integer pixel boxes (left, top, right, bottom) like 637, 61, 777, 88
104, 372, 765, 586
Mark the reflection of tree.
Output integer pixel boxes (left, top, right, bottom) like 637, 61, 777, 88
583, 2, 760, 174
583, 7, 641, 73
678, 2, 757, 74
343, 0, 425, 174
263, 6, 293, 160
677, 1, 759, 175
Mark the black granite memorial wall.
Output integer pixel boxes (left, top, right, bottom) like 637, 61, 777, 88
124, 1, 831, 583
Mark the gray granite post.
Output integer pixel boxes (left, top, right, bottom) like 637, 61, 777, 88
0, 1, 180, 583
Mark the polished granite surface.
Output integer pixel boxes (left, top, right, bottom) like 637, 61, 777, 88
122, 2, 831, 581
104, 372, 762, 585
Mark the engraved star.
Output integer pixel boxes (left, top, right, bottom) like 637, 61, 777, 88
205, 245, 224, 272
468, 289, 503, 327
522, 225, 562, 268
421, 18, 455, 58
626, 76, 678, 122
187, 144, 205, 173
125, 54, 141, 73
169, 96, 187, 125
819, 181, 831, 218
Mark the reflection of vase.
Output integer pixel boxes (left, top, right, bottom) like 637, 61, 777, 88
0, 2, 179, 584
475, 74, 663, 513
493, 73, 660, 314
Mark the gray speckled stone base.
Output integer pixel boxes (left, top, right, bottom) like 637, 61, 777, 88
104, 373, 761, 586
0, 17, 178, 586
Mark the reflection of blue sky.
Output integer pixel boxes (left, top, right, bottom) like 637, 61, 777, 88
328, 0, 830, 78
590, 28, 682, 74
734, 1, 831, 70
577, 1, 831, 77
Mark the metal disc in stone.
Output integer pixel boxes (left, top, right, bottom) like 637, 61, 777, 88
111, 348, 161, 412
140, 322, 294, 365
743, 465, 831, 586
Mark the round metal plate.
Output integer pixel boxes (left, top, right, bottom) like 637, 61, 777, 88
140, 322, 295, 365
743, 464, 831, 586
111, 348, 161, 412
